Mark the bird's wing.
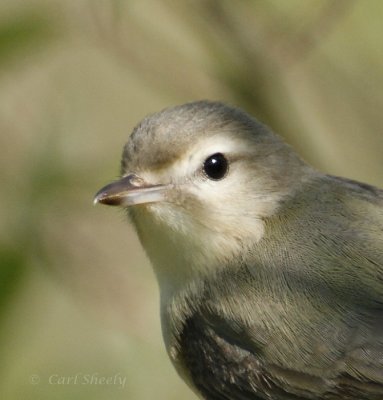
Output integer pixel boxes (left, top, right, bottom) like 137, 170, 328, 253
179, 312, 304, 400
179, 309, 383, 400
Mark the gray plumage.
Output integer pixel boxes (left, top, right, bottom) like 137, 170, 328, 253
95, 101, 383, 399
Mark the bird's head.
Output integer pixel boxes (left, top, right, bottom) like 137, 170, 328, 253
95, 101, 312, 291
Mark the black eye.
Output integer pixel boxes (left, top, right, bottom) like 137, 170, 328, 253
203, 153, 229, 180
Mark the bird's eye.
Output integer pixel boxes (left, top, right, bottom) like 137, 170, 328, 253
203, 153, 229, 180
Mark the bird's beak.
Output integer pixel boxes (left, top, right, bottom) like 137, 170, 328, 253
94, 174, 168, 207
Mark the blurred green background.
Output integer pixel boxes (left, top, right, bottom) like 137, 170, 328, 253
0, 1, 382, 399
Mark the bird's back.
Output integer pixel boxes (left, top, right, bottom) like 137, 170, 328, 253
173, 174, 383, 399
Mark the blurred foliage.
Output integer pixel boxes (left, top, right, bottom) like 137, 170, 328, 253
0, 247, 26, 314
0, 0, 382, 399
0, 9, 55, 64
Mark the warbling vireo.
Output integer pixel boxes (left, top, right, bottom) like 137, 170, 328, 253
94, 101, 383, 399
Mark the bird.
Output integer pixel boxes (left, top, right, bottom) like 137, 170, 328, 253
94, 100, 383, 400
